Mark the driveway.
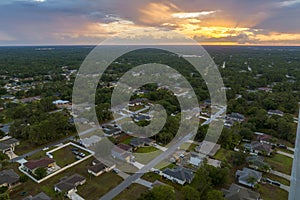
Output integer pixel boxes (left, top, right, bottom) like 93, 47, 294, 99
270, 170, 291, 180
277, 150, 294, 159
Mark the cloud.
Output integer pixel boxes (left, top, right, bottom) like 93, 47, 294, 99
0, 0, 299, 45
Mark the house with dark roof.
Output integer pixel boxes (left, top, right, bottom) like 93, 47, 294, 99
222, 183, 261, 200
23, 157, 56, 175
249, 141, 272, 156
236, 168, 262, 188
161, 167, 194, 185
0, 137, 19, 153
129, 137, 155, 149
54, 174, 86, 199
111, 143, 133, 162
88, 160, 115, 177
23, 192, 51, 200
0, 169, 20, 188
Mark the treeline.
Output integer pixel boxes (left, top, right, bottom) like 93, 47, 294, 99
7, 98, 74, 145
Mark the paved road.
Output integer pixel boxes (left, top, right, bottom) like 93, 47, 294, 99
100, 106, 226, 200
100, 133, 194, 200
289, 107, 300, 200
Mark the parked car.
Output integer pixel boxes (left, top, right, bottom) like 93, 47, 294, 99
272, 181, 281, 186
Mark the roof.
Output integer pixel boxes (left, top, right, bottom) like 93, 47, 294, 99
223, 183, 260, 200
23, 192, 51, 200
162, 167, 194, 183
117, 143, 132, 152
250, 141, 272, 153
195, 141, 221, 156
55, 174, 86, 192
88, 163, 107, 174
0, 169, 20, 185
24, 157, 56, 170
236, 168, 262, 183
0, 137, 19, 150
130, 137, 154, 147
246, 156, 270, 169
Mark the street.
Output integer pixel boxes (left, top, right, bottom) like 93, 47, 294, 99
289, 107, 300, 200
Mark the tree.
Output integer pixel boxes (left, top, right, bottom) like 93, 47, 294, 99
138, 185, 175, 200
35, 167, 47, 179
181, 186, 201, 200
238, 128, 254, 140
206, 190, 225, 200
232, 151, 246, 166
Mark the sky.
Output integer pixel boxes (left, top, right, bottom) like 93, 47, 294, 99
0, 0, 300, 45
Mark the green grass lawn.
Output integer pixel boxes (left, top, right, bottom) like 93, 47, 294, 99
134, 149, 162, 165
51, 144, 90, 167
77, 172, 123, 200
265, 154, 293, 175
259, 184, 288, 200
264, 173, 290, 186
179, 143, 197, 151
135, 146, 158, 153
213, 148, 235, 161
9, 157, 122, 200
113, 183, 148, 200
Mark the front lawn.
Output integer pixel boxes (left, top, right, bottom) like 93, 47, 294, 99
114, 183, 148, 200
259, 184, 288, 200
135, 146, 158, 153
265, 154, 293, 175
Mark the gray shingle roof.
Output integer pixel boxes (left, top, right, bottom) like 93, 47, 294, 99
162, 167, 194, 183
55, 174, 86, 192
223, 184, 260, 200
0, 169, 19, 185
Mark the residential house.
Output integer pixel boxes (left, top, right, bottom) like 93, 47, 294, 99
20, 96, 41, 104
0, 137, 19, 153
250, 141, 272, 156
222, 183, 261, 200
133, 114, 151, 122
23, 157, 56, 175
257, 87, 272, 93
129, 137, 155, 149
267, 109, 284, 117
88, 160, 115, 177
162, 167, 194, 185
189, 154, 204, 167
0, 169, 19, 188
54, 174, 86, 199
1, 95, 15, 100
226, 112, 245, 123
256, 133, 272, 144
23, 192, 51, 200
111, 143, 133, 162
236, 168, 262, 188
246, 156, 270, 172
